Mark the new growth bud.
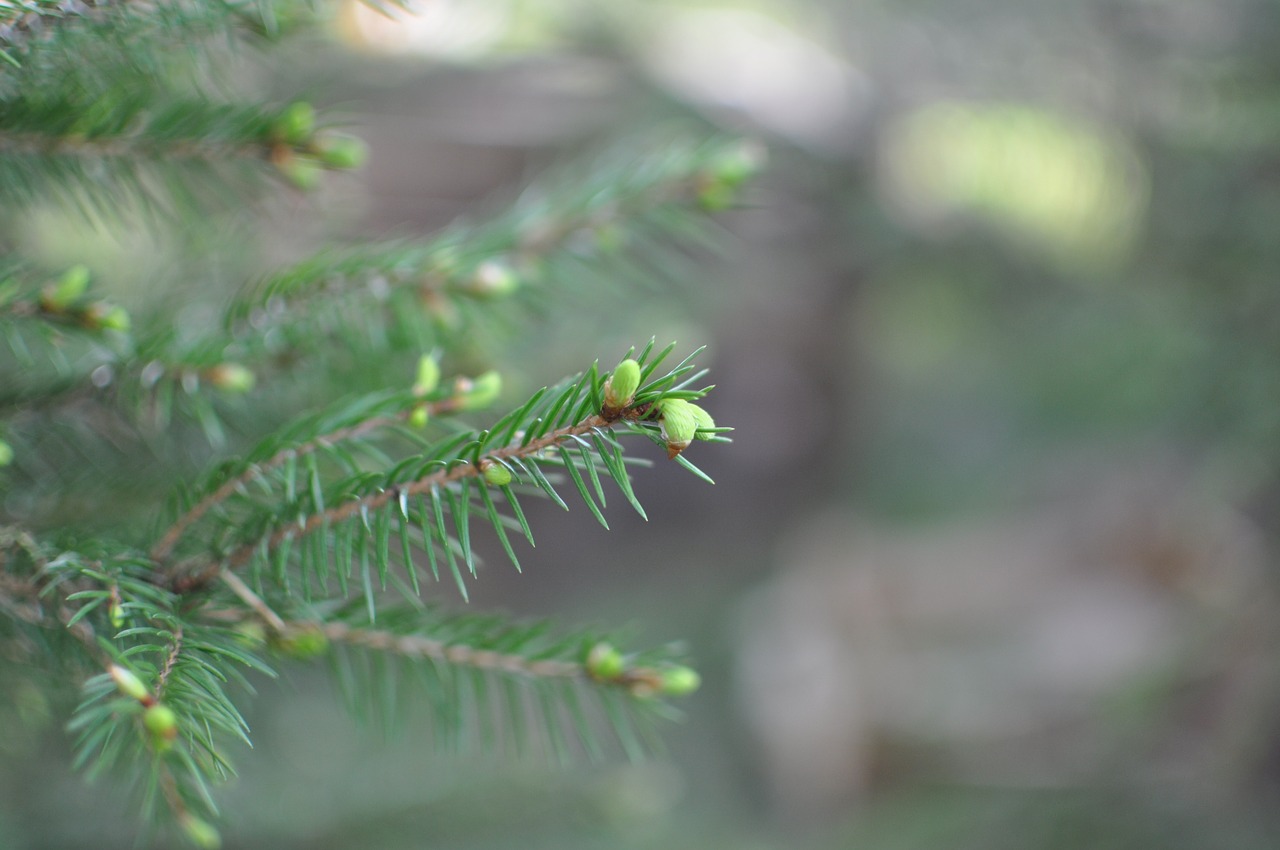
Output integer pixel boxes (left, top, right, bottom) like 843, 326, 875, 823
656, 398, 698, 458
696, 139, 767, 211
278, 155, 323, 191
602, 359, 641, 415
688, 402, 716, 440
481, 461, 512, 487
659, 665, 701, 696
81, 301, 130, 332
275, 101, 315, 145
179, 813, 222, 849
271, 624, 330, 659
41, 265, 90, 311
207, 363, 255, 393
143, 703, 179, 750
455, 371, 502, 411
109, 665, 151, 703
314, 134, 367, 170
466, 260, 520, 299
585, 642, 625, 681
413, 355, 440, 396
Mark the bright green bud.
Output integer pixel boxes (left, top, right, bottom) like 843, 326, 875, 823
180, 814, 222, 850
603, 359, 641, 412
0, 439, 12, 467
109, 601, 125, 630
315, 134, 368, 170
97, 304, 131, 332
109, 664, 150, 702
279, 155, 323, 190
585, 642, 625, 680
143, 703, 179, 744
657, 398, 698, 457
659, 665, 701, 696
708, 139, 767, 188
687, 402, 716, 440
696, 182, 737, 212
44, 264, 90, 310
481, 461, 512, 487
467, 260, 520, 298
80, 301, 130, 332
409, 404, 430, 429
272, 624, 330, 659
455, 371, 502, 411
276, 101, 315, 145
207, 363, 255, 393
413, 355, 441, 396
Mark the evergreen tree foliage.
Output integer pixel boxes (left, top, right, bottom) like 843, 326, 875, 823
0, 1, 760, 844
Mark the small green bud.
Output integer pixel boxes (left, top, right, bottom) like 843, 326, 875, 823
594, 222, 626, 253
687, 402, 716, 440
278, 155, 323, 190
708, 139, 767, 188
314, 133, 368, 170
143, 703, 179, 745
272, 624, 330, 659
603, 359, 641, 413
659, 665, 701, 696
207, 363, 255, 393
0, 439, 12, 467
97, 304, 131, 332
80, 301, 130, 332
455, 370, 502, 411
109, 664, 150, 702
466, 260, 520, 299
656, 398, 698, 458
179, 813, 222, 850
109, 601, 125, 630
696, 181, 737, 212
481, 461, 512, 487
409, 404, 430, 429
43, 264, 90, 310
276, 101, 315, 145
585, 642, 625, 680
413, 355, 440, 396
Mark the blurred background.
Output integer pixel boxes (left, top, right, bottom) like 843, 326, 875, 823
7, 0, 1280, 847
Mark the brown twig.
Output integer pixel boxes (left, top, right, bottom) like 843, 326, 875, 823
155, 626, 184, 696
321, 621, 583, 679
167, 412, 639, 595
219, 570, 286, 633
150, 398, 465, 563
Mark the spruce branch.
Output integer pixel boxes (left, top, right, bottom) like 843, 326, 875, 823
164, 344, 726, 605
316, 604, 699, 759
150, 385, 470, 564
0, 92, 367, 211
227, 139, 763, 357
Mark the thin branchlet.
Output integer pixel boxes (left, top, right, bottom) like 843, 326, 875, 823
239, 142, 726, 322
322, 621, 582, 680
0, 131, 273, 163
150, 396, 469, 563
166, 409, 649, 594
155, 626, 183, 696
